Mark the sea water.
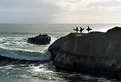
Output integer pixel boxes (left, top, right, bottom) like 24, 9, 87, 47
0, 23, 120, 82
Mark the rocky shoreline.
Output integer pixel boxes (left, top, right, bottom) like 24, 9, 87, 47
48, 27, 121, 79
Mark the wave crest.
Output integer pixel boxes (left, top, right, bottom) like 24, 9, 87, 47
0, 48, 50, 61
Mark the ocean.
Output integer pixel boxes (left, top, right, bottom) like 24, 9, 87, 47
0, 23, 120, 82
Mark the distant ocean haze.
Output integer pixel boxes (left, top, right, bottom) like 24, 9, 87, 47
0, 23, 120, 37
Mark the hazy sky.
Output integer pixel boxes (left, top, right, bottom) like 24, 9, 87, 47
0, 0, 121, 23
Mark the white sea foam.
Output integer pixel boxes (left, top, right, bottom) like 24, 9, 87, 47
0, 36, 57, 61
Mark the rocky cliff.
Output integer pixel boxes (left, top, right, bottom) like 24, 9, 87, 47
48, 27, 121, 79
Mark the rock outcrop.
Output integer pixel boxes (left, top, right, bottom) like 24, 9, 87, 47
48, 27, 121, 79
27, 34, 51, 45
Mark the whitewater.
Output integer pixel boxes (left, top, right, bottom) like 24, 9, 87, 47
0, 37, 57, 61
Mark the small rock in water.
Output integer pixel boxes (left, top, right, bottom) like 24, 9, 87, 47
27, 34, 51, 45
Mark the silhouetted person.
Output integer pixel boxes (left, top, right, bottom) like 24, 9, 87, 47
86, 26, 92, 33
79, 27, 84, 33
73, 26, 79, 33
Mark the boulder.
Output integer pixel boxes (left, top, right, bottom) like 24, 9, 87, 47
27, 34, 51, 45
48, 27, 121, 79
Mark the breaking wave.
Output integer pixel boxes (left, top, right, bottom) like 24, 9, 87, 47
0, 36, 56, 61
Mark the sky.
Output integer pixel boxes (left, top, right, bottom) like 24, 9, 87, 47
0, 0, 121, 24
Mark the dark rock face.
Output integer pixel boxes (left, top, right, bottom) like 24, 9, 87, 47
48, 27, 121, 79
27, 34, 51, 45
